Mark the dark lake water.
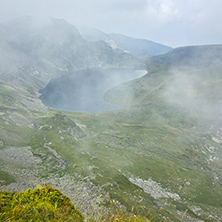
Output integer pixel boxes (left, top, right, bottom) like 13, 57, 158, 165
40, 68, 146, 113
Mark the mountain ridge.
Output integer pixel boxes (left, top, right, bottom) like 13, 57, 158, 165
108, 33, 173, 55
77, 25, 173, 55
150, 44, 222, 66
0, 16, 142, 91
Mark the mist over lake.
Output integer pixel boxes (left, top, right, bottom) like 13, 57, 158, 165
40, 68, 146, 113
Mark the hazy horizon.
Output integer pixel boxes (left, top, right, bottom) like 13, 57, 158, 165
0, 0, 221, 48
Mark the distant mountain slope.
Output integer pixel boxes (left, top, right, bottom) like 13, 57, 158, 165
78, 26, 173, 55
105, 45, 222, 117
105, 63, 222, 119
109, 33, 173, 55
76, 25, 110, 42
150, 44, 222, 66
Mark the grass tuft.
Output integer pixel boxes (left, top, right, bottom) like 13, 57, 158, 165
0, 185, 84, 221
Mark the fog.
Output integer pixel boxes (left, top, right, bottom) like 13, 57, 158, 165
1, 0, 222, 47
40, 68, 146, 113
163, 64, 222, 123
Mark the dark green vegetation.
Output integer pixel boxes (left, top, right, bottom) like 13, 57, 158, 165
0, 17, 222, 221
0, 186, 84, 221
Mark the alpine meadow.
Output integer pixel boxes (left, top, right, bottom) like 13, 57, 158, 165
0, 16, 222, 222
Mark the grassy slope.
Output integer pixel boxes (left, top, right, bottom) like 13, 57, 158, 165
1, 63, 222, 221
1, 104, 221, 221
103, 63, 222, 220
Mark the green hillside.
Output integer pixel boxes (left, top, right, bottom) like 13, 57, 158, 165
0, 17, 222, 221
1, 63, 222, 220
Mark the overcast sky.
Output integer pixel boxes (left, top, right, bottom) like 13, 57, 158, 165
0, 0, 221, 47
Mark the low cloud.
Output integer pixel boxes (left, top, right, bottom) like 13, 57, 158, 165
0, 0, 222, 47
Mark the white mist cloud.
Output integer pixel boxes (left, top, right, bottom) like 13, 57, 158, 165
0, 0, 221, 47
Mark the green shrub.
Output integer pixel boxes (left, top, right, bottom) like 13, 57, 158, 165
0, 185, 84, 221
